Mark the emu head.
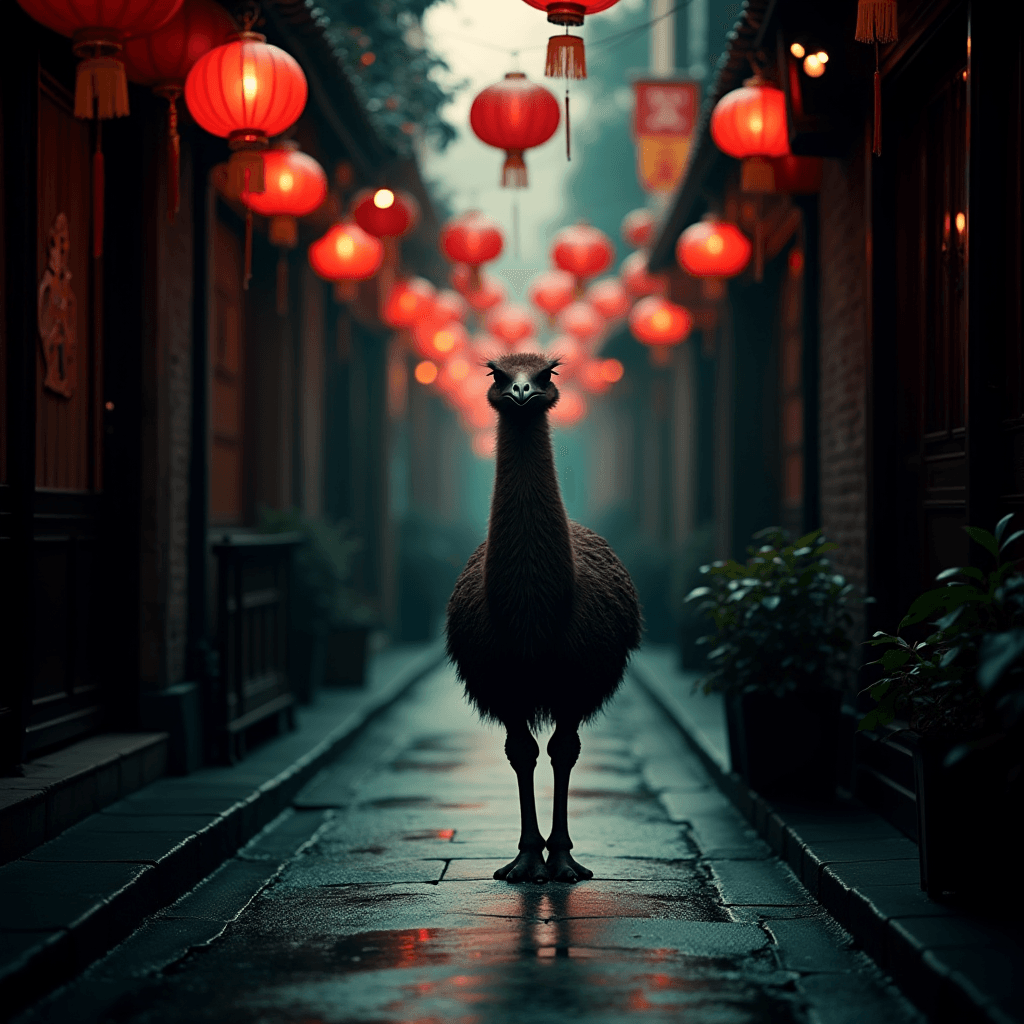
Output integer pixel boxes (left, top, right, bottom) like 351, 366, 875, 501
486, 353, 561, 417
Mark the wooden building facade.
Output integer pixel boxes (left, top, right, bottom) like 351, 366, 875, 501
1, 1, 442, 770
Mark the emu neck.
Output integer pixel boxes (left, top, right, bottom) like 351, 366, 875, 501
485, 411, 574, 655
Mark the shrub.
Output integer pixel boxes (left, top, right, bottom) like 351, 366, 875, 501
685, 527, 855, 697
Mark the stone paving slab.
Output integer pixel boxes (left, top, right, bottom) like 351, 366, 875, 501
0, 642, 447, 1018
632, 646, 1023, 1024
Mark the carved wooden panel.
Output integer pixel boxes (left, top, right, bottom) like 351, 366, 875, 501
36, 75, 95, 491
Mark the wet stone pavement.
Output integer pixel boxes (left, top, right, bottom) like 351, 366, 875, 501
18, 666, 923, 1024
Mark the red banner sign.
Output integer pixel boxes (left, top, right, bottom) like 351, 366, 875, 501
632, 79, 700, 194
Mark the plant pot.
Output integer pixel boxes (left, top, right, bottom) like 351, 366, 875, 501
725, 687, 841, 799
325, 625, 370, 687
913, 732, 1019, 903
290, 628, 326, 705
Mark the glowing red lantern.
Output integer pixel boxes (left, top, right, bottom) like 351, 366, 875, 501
586, 277, 631, 321
470, 72, 560, 187
675, 216, 752, 278
620, 251, 668, 298
465, 275, 507, 314
710, 76, 789, 159
485, 304, 536, 345
551, 222, 614, 284
528, 269, 576, 320
240, 141, 327, 243
414, 320, 469, 360
308, 222, 384, 282
352, 188, 420, 238
436, 354, 475, 402
549, 384, 588, 429
621, 208, 656, 248
557, 301, 605, 349
521, 0, 622, 80
440, 212, 504, 287
629, 296, 694, 348
383, 277, 436, 329
432, 289, 469, 325
122, 0, 236, 221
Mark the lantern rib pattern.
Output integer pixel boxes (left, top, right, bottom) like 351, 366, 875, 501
18, 0, 183, 38
242, 147, 326, 216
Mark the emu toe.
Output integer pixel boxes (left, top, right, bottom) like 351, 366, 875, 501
546, 849, 593, 883
494, 848, 549, 884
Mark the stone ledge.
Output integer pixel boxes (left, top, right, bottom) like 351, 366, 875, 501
0, 733, 169, 866
631, 647, 1024, 1024
0, 641, 448, 1019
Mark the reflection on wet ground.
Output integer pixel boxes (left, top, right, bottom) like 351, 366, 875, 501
23, 667, 923, 1024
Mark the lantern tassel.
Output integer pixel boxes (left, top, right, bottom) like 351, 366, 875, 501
276, 253, 289, 316
74, 54, 130, 120
502, 151, 528, 188
167, 93, 180, 223
92, 121, 104, 259
243, 167, 253, 291
855, 0, 898, 44
546, 33, 586, 80
741, 156, 774, 193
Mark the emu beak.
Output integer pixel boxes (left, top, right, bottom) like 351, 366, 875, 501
500, 371, 542, 406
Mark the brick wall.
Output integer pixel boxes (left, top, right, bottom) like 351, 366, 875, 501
818, 142, 869, 657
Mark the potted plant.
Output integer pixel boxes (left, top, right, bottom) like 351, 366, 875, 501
859, 515, 1024, 901
685, 527, 856, 798
259, 508, 369, 698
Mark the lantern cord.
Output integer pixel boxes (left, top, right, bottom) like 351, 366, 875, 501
873, 41, 882, 156
167, 94, 180, 224
565, 88, 571, 161
92, 120, 104, 260
243, 166, 253, 290
276, 252, 289, 316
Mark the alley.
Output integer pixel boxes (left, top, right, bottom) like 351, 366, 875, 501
19, 666, 921, 1024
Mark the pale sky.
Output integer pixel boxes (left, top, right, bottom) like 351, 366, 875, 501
421, 0, 647, 304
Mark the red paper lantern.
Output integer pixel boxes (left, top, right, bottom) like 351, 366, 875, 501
308, 222, 384, 282
710, 76, 789, 159
629, 296, 694, 347
432, 289, 469, 325
240, 141, 327, 241
586, 277, 631, 321
465, 275, 507, 313
620, 251, 668, 298
470, 72, 560, 187
352, 188, 420, 238
621, 208, 656, 248
17, 0, 183, 118
441, 211, 504, 271
551, 222, 615, 283
384, 277, 436, 329
521, 1, 622, 80
485, 304, 536, 345
122, 0, 236, 220
528, 269, 576, 319
414, 320, 469, 360
556, 301, 605, 348
548, 384, 588, 428
450, 263, 473, 294
676, 216, 752, 278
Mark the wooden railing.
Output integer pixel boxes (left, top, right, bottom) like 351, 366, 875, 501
210, 532, 302, 763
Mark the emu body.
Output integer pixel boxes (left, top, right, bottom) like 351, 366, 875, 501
446, 354, 642, 883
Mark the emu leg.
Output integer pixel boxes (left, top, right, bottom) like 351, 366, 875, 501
546, 720, 593, 883
493, 723, 549, 883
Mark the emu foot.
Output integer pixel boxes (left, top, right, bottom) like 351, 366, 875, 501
494, 848, 549, 884
546, 849, 593, 883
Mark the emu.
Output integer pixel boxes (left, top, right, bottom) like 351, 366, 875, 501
446, 353, 642, 883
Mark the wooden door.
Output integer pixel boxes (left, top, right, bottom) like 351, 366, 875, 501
211, 219, 245, 524
26, 71, 106, 755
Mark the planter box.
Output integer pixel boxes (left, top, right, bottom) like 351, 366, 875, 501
725, 688, 841, 799
325, 625, 370, 687
913, 732, 1019, 903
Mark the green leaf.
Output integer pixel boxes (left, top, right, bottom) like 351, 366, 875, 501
978, 629, 1024, 691
935, 567, 963, 581
995, 513, 1015, 544
938, 646, 961, 667
795, 530, 821, 549
814, 542, 838, 555
934, 605, 967, 632
1000, 529, 1024, 552
899, 585, 979, 629
963, 526, 998, 558
761, 595, 781, 610
685, 586, 712, 602
879, 649, 911, 670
